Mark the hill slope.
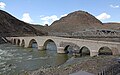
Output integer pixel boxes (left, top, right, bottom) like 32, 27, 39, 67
49, 11, 104, 33
0, 10, 44, 37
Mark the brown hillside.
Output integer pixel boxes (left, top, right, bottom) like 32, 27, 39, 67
0, 10, 44, 37
32, 25, 50, 35
50, 10, 104, 33
104, 23, 120, 30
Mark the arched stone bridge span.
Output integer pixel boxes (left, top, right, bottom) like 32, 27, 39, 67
6, 36, 120, 56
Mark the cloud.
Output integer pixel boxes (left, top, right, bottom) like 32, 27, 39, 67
40, 15, 59, 25
61, 14, 68, 17
40, 13, 68, 25
96, 13, 111, 20
22, 13, 33, 23
110, 4, 119, 8
0, 2, 6, 9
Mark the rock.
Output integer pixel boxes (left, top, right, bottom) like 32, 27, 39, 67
8, 64, 12, 67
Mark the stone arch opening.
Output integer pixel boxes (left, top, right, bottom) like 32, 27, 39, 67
64, 45, 73, 54
21, 39, 25, 47
43, 39, 57, 51
17, 39, 20, 46
13, 39, 16, 45
79, 46, 90, 56
98, 46, 113, 55
61, 42, 80, 54
28, 39, 38, 48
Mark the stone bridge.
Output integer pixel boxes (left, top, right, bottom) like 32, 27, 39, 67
6, 36, 120, 56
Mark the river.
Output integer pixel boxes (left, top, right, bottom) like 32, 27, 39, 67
0, 43, 72, 75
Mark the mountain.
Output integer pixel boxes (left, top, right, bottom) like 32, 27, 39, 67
0, 10, 44, 37
49, 10, 105, 33
30, 10, 120, 36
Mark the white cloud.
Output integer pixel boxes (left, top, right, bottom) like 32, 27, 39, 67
61, 14, 68, 17
110, 4, 119, 8
40, 14, 68, 25
96, 13, 111, 20
0, 2, 6, 9
22, 13, 33, 23
40, 15, 59, 25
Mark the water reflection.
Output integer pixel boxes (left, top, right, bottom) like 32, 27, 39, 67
55, 54, 69, 66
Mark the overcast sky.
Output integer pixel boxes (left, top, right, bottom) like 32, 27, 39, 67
0, 0, 120, 25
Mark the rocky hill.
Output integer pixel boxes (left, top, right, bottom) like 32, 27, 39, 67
49, 11, 105, 33
0, 10, 44, 37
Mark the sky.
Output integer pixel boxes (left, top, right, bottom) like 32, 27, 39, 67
0, 0, 120, 25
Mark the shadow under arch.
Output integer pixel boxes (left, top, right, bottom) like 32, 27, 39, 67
43, 39, 57, 51
79, 46, 90, 56
13, 39, 16, 45
17, 39, 20, 46
28, 39, 38, 48
98, 46, 113, 55
21, 39, 25, 47
64, 45, 73, 54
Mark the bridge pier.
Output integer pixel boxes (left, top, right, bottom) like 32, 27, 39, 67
90, 51, 98, 56
110, 47, 119, 55
38, 46, 44, 50
57, 47, 66, 54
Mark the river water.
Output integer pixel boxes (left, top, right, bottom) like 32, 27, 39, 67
0, 43, 71, 75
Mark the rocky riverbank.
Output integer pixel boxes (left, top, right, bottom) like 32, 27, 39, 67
21, 55, 120, 75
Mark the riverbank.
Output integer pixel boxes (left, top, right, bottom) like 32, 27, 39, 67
24, 55, 120, 75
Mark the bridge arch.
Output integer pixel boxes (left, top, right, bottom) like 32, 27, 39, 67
28, 39, 38, 48
64, 45, 72, 54
60, 42, 80, 54
13, 39, 16, 45
17, 39, 20, 46
21, 39, 25, 47
43, 39, 57, 51
110, 47, 119, 55
79, 46, 90, 56
98, 46, 112, 55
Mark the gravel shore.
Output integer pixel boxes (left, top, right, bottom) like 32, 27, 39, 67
23, 55, 120, 75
